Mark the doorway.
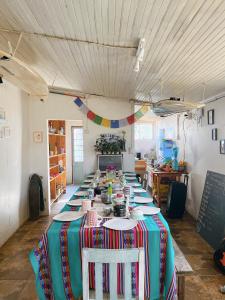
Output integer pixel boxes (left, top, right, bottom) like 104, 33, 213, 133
72, 126, 84, 184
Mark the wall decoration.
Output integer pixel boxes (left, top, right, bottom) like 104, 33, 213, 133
212, 128, 217, 141
33, 131, 43, 143
220, 140, 225, 154
74, 97, 148, 128
207, 109, 214, 125
3, 127, 10, 138
95, 133, 126, 154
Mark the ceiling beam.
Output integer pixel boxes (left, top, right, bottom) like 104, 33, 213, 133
0, 27, 137, 50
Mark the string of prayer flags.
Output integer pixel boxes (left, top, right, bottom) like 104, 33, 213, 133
74, 97, 148, 128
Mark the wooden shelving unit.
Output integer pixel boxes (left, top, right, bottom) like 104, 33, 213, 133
48, 120, 66, 204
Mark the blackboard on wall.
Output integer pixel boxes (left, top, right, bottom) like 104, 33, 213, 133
197, 170, 225, 249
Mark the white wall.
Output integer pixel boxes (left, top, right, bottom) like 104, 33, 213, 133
29, 93, 135, 214
0, 82, 29, 247
157, 99, 225, 219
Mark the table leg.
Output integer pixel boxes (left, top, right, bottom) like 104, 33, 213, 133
157, 175, 161, 207
177, 275, 185, 300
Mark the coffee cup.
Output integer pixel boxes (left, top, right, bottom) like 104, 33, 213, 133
86, 208, 101, 226
82, 200, 92, 212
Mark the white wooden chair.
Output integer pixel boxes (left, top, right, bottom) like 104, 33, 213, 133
82, 248, 145, 300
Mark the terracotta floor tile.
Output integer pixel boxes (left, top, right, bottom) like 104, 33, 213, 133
0, 280, 27, 300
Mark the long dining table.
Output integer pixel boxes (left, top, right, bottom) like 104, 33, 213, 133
30, 174, 177, 300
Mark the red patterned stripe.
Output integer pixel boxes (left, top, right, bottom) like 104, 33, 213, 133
166, 269, 177, 300
152, 215, 168, 295
79, 218, 150, 298
60, 222, 75, 300
34, 233, 54, 299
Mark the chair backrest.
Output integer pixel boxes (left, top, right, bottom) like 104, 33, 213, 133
82, 248, 145, 300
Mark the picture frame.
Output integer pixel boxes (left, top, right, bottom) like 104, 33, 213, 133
33, 131, 43, 143
220, 139, 225, 154
207, 109, 214, 125
212, 128, 217, 141
0, 109, 6, 123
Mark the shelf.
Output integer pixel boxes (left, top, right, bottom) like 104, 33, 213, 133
48, 120, 66, 207
50, 171, 66, 182
49, 164, 59, 170
51, 190, 64, 204
49, 133, 66, 137
49, 153, 66, 158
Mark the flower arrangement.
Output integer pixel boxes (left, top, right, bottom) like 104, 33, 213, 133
94, 133, 126, 154
106, 164, 116, 171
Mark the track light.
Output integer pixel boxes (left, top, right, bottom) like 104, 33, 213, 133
136, 38, 145, 61
133, 38, 145, 72
134, 60, 140, 72
0, 77, 3, 84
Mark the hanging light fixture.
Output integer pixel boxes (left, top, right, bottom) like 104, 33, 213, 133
133, 38, 145, 72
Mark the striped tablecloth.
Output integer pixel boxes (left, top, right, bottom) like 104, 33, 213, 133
30, 179, 177, 300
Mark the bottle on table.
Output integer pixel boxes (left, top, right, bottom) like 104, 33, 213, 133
107, 182, 113, 201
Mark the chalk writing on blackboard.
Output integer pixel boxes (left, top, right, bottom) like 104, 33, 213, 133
197, 170, 225, 249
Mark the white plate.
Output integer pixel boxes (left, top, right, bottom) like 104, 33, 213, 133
67, 200, 83, 206
103, 218, 138, 231
134, 196, 153, 204
134, 206, 160, 215
133, 188, 146, 193
74, 191, 88, 197
126, 183, 141, 187
80, 185, 90, 189
53, 211, 84, 222
84, 180, 92, 183
87, 175, 94, 178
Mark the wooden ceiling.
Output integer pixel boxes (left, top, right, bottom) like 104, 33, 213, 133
0, 0, 225, 102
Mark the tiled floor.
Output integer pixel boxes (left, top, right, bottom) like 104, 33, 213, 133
0, 191, 224, 299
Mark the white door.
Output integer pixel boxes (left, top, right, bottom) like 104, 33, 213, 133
72, 127, 84, 184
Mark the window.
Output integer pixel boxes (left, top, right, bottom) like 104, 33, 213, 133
72, 127, 84, 162
135, 123, 153, 140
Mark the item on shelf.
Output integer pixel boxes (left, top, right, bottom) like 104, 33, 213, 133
178, 160, 187, 172
107, 181, 113, 202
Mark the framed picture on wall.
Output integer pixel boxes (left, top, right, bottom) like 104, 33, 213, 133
33, 131, 43, 143
212, 128, 217, 141
220, 140, 225, 154
207, 109, 214, 125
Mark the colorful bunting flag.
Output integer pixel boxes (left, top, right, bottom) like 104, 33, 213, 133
74, 97, 148, 128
